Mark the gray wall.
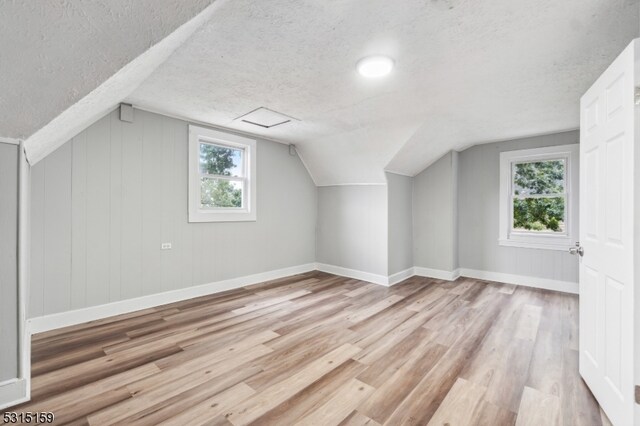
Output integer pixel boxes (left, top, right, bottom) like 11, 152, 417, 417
316, 185, 388, 276
386, 173, 413, 275
0, 143, 18, 381
457, 130, 579, 282
29, 109, 317, 318
413, 151, 458, 272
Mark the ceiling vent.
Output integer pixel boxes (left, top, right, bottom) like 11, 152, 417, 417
234, 107, 298, 129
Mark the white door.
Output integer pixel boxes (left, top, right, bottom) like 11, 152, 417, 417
579, 39, 637, 426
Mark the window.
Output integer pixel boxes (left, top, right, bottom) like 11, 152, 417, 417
499, 144, 578, 250
188, 125, 256, 222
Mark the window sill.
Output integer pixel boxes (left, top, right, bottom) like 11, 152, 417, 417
498, 238, 572, 251
188, 210, 256, 223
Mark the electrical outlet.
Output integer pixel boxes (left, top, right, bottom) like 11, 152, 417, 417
161, 243, 172, 250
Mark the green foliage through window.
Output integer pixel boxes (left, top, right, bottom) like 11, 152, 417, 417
513, 198, 564, 232
513, 160, 564, 196
199, 143, 243, 176
199, 143, 244, 208
201, 178, 242, 208
512, 159, 565, 233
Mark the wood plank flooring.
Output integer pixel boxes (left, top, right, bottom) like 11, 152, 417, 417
3, 272, 606, 425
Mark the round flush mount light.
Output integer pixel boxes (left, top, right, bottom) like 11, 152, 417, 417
356, 55, 394, 78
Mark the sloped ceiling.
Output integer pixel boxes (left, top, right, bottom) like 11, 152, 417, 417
4, 0, 638, 182
127, 0, 639, 184
0, 0, 220, 162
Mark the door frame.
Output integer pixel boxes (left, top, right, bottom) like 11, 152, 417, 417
634, 39, 640, 423
0, 140, 31, 410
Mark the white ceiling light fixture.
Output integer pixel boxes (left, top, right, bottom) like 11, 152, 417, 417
356, 55, 394, 78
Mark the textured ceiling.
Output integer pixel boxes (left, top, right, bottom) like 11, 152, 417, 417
4, 0, 638, 182
0, 0, 216, 141
127, 0, 639, 184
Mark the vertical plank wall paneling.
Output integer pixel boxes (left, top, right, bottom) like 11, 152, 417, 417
120, 113, 143, 301
456, 130, 579, 283
29, 154, 45, 317
70, 131, 88, 310
85, 112, 111, 307
316, 185, 388, 276
0, 143, 19, 381
410, 131, 579, 283
109, 111, 123, 303
386, 172, 413, 275
29, 109, 317, 318
42, 144, 72, 313
413, 151, 458, 272
140, 110, 162, 297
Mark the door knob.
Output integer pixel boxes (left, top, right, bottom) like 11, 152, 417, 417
569, 242, 584, 257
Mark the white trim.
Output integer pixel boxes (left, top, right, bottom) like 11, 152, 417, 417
188, 125, 257, 223
2, 143, 31, 410
24, 0, 228, 166
498, 144, 579, 250
28, 263, 316, 334
388, 267, 415, 286
384, 169, 414, 178
129, 105, 319, 187
316, 183, 387, 187
315, 263, 390, 286
414, 266, 461, 281
18, 142, 30, 401
0, 137, 21, 145
497, 238, 572, 251
24, 262, 580, 338
409, 150, 461, 178
315, 264, 577, 296
289, 145, 318, 186
459, 268, 578, 294
0, 379, 19, 388
132, 105, 291, 147
456, 127, 579, 154
0, 379, 28, 411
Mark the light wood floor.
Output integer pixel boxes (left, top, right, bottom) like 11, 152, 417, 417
5, 272, 608, 425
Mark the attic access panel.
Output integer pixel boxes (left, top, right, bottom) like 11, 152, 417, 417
234, 107, 298, 129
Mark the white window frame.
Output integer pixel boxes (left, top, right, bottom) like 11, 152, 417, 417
188, 125, 256, 222
499, 144, 578, 251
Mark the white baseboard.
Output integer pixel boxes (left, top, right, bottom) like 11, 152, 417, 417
27, 262, 578, 336
314, 263, 577, 296
459, 268, 578, 294
388, 267, 415, 286
315, 263, 389, 286
414, 266, 461, 281
315, 263, 413, 286
0, 378, 27, 410
28, 263, 316, 334
13, 260, 578, 411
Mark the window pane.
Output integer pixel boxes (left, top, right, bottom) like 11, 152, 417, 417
200, 178, 243, 208
513, 197, 565, 233
513, 160, 565, 196
199, 143, 244, 177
